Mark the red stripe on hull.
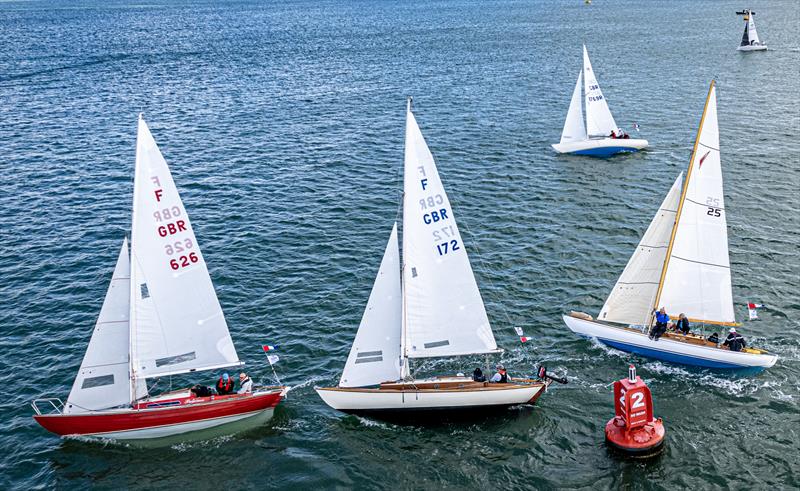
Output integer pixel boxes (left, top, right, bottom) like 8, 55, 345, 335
34, 391, 283, 437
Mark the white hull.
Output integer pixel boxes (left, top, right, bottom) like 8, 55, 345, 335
737, 44, 767, 51
551, 138, 649, 156
316, 378, 545, 412
563, 314, 777, 369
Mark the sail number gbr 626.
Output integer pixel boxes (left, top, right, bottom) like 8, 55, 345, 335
152, 204, 197, 271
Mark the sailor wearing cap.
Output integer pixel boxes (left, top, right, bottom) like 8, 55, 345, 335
723, 327, 747, 352
490, 364, 509, 383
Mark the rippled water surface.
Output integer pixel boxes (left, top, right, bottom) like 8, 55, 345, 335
1, 0, 798, 488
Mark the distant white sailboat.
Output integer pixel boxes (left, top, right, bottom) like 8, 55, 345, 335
552, 45, 649, 157
736, 9, 767, 51
32, 116, 285, 441
316, 99, 550, 416
563, 81, 777, 370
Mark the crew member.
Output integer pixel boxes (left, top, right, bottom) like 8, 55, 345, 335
216, 373, 234, 395
723, 328, 746, 352
490, 364, 508, 383
472, 367, 486, 382
650, 307, 670, 341
675, 313, 690, 335
238, 372, 253, 394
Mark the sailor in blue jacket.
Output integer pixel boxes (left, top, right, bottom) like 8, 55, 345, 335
650, 307, 670, 341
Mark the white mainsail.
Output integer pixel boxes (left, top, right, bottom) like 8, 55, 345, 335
130, 116, 241, 381
339, 224, 403, 387
560, 71, 588, 144
657, 84, 735, 325
402, 102, 499, 359
599, 174, 683, 326
65, 238, 142, 414
747, 15, 760, 44
583, 45, 618, 137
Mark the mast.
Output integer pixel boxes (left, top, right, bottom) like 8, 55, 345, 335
650, 81, 716, 324
399, 96, 412, 380
128, 114, 143, 405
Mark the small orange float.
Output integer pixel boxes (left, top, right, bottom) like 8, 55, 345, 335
605, 365, 665, 458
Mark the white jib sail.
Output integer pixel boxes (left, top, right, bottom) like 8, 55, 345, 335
658, 85, 735, 324
599, 174, 683, 327
65, 238, 142, 413
130, 116, 241, 380
402, 103, 498, 359
560, 71, 588, 144
583, 45, 618, 137
339, 223, 403, 387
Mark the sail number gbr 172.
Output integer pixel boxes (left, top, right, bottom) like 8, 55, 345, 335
420, 192, 459, 256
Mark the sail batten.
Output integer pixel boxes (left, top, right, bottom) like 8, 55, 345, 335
401, 105, 498, 359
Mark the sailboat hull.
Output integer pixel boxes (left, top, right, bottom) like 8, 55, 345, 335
737, 44, 767, 51
562, 314, 777, 370
316, 377, 547, 415
551, 138, 649, 157
33, 389, 284, 441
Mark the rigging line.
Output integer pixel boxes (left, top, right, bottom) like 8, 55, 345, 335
447, 189, 515, 331
671, 255, 730, 269
685, 197, 725, 210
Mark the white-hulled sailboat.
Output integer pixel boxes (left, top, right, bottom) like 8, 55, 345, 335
552, 45, 648, 157
316, 100, 550, 416
32, 116, 285, 441
736, 9, 767, 52
563, 81, 777, 370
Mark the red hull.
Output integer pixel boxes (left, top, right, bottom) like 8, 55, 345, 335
34, 391, 283, 438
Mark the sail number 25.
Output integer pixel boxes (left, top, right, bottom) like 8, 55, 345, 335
706, 197, 722, 217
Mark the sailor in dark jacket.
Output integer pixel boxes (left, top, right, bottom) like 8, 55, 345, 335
675, 313, 690, 335
723, 328, 746, 352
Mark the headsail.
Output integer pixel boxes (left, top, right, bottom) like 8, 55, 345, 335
65, 238, 146, 413
130, 117, 241, 380
402, 102, 499, 359
656, 83, 735, 325
560, 71, 588, 144
747, 15, 761, 44
583, 45, 618, 137
599, 174, 682, 327
340, 224, 403, 387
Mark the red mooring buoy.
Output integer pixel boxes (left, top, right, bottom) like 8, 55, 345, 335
605, 365, 665, 458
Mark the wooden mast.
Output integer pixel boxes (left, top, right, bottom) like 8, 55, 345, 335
649, 80, 716, 327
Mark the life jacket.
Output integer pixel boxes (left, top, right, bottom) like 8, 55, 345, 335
217, 378, 234, 393
498, 370, 508, 383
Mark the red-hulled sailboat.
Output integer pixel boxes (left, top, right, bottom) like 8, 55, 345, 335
32, 116, 284, 442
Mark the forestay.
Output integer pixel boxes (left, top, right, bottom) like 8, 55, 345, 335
340, 224, 403, 387
657, 85, 735, 324
583, 45, 618, 137
65, 239, 144, 414
402, 104, 498, 359
130, 117, 241, 380
560, 71, 588, 144
599, 174, 682, 327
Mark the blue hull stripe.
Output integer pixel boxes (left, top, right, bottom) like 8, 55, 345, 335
598, 338, 760, 370
571, 146, 640, 158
